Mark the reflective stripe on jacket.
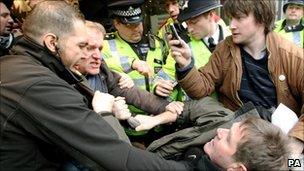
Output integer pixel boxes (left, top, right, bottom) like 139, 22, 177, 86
103, 32, 165, 91
102, 32, 167, 135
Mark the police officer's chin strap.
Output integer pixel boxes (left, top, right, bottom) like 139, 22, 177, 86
0, 33, 13, 50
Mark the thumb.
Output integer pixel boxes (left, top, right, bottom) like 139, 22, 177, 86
94, 90, 101, 96
135, 125, 146, 131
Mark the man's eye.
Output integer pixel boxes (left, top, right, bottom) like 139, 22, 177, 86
78, 44, 87, 49
86, 46, 93, 51
1, 13, 8, 18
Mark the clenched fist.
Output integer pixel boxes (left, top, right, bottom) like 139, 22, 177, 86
92, 91, 115, 113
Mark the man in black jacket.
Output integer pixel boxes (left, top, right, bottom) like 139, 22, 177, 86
0, 1, 192, 170
0, 1, 14, 56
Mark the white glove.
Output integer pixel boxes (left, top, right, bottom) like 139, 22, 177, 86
112, 96, 131, 120
92, 91, 115, 113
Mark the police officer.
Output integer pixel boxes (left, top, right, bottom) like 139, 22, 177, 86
157, 0, 189, 49
102, 0, 169, 146
274, 0, 303, 47
153, 0, 231, 101
178, 0, 231, 55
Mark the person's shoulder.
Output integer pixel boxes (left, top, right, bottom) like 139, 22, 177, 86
216, 36, 234, 50
104, 33, 116, 40
104, 32, 127, 45
1, 53, 42, 71
268, 32, 303, 59
274, 19, 285, 32
275, 19, 285, 25
1, 54, 68, 90
211, 36, 238, 63
267, 32, 287, 48
102, 32, 120, 52
159, 17, 173, 31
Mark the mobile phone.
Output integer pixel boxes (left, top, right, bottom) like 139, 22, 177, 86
127, 117, 140, 128
169, 23, 182, 47
169, 23, 180, 40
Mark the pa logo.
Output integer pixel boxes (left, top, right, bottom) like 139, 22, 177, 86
288, 154, 304, 171
288, 159, 302, 167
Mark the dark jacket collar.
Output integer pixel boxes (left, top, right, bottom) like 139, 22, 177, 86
197, 155, 222, 171
12, 36, 82, 85
280, 18, 304, 32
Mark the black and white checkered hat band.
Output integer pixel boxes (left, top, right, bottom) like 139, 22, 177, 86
112, 7, 141, 17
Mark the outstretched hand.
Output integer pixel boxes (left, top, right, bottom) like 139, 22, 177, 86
134, 111, 179, 131
134, 115, 159, 131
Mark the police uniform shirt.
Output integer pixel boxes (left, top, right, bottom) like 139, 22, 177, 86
203, 24, 220, 48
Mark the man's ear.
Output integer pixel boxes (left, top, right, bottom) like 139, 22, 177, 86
227, 162, 247, 171
113, 19, 120, 27
73, 63, 80, 70
42, 33, 58, 53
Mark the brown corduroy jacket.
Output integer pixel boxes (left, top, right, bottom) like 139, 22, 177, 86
178, 32, 304, 141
